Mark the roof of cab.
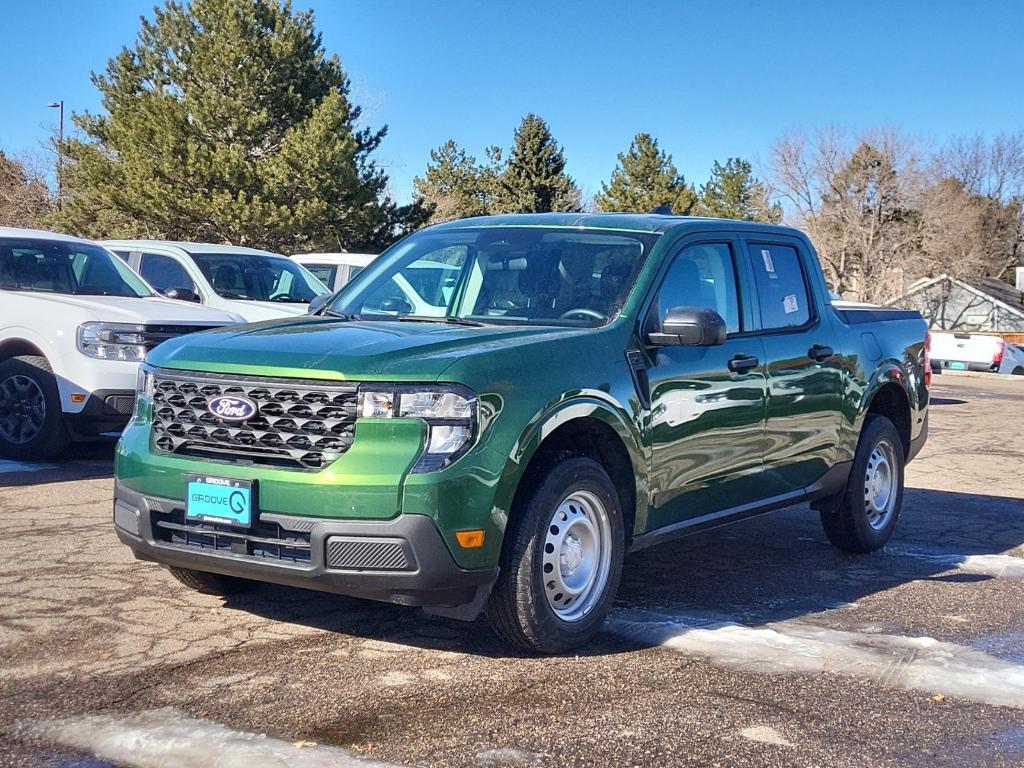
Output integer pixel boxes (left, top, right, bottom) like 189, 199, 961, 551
0, 226, 99, 245
426, 212, 801, 237
101, 239, 284, 258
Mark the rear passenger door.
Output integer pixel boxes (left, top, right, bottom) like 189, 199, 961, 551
743, 238, 845, 494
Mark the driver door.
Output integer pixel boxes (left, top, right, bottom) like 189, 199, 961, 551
643, 239, 768, 531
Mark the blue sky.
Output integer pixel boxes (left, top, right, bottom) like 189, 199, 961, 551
2, 1, 1023, 204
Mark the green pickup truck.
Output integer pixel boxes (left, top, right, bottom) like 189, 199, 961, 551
114, 213, 930, 652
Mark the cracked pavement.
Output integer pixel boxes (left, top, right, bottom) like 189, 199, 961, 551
1, 374, 1023, 767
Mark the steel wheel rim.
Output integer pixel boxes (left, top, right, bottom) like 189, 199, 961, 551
0, 374, 46, 444
541, 489, 612, 623
864, 439, 897, 530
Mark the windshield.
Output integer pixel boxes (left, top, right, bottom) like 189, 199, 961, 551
0, 237, 151, 298
190, 252, 327, 303
329, 227, 659, 326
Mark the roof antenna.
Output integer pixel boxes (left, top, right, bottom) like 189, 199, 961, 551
649, 204, 672, 215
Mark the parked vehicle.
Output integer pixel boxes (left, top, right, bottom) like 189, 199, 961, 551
103, 241, 330, 322
0, 228, 240, 459
113, 214, 930, 653
929, 330, 1024, 375
291, 252, 376, 292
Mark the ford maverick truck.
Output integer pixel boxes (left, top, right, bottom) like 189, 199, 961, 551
114, 214, 929, 653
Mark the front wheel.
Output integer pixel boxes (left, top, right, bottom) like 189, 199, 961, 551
487, 456, 625, 654
820, 415, 905, 553
0, 356, 70, 460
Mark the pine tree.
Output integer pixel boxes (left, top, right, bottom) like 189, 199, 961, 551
699, 157, 781, 223
594, 133, 697, 214
413, 140, 494, 224
50, 0, 425, 251
492, 114, 581, 214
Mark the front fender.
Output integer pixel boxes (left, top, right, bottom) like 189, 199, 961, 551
489, 391, 649, 539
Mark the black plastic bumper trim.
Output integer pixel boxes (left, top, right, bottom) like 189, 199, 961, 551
113, 480, 497, 613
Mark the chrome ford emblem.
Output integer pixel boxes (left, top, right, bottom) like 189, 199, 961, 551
208, 395, 257, 421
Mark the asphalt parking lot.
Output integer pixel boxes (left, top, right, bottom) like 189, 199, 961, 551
1, 374, 1023, 767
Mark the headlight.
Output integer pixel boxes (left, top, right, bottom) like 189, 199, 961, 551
132, 364, 155, 422
357, 385, 477, 472
77, 322, 148, 361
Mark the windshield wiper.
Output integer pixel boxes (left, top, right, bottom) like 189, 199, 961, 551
395, 315, 487, 327
320, 308, 358, 320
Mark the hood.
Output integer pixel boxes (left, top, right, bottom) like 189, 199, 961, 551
8, 293, 240, 325
221, 300, 311, 322
148, 316, 590, 381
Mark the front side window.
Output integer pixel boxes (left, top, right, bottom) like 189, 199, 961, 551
190, 252, 327, 303
333, 227, 659, 326
748, 243, 811, 329
140, 253, 197, 295
0, 238, 151, 298
654, 243, 740, 334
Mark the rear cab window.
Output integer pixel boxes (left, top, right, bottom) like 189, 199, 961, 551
747, 243, 812, 330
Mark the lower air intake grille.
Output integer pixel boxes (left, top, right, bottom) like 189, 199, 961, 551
326, 537, 413, 571
150, 369, 358, 470
151, 508, 312, 563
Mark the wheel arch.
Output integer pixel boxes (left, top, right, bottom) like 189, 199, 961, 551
493, 397, 646, 547
0, 337, 48, 364
862, 377, 912, 459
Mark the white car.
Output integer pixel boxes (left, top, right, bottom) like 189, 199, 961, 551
104, 240, 330, 322
0, 227, 241, 459
930, 330, 1024, 375
291, 252, 376, 292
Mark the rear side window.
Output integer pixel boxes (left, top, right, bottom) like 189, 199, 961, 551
748, 243, 811, 329
140, 253, 197, 295
654, 243, 740, 333
304, 264, 337, 288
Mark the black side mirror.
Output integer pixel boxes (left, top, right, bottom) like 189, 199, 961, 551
164, 287, 200, 303
379, 297, 414, 314
648, 306, 727, 347
307, 293, 332, 314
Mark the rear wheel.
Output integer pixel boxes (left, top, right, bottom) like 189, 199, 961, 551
820, 415, 905, 553
167, 567, 257, 596
487, 456, 624, 654
0, 356, 70, 460
1012, 367, 1024, 376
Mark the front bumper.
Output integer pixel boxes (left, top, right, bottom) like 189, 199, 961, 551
113, 480, 497, 617
65, 389, 135, 436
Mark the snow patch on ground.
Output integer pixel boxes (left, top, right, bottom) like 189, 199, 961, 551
738, 725, 794, 747
20, 708, 407, 768
889, 543, 1024, 579
0, 460, 57, 474
475, 747, 544, 765
608, 610, 1024, 709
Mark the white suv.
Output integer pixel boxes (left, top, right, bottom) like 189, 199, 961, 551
291, 252, 376, 292
0, 228, 241, 459
104, 240, 329, 322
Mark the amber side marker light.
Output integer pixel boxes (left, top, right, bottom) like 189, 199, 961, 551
455, 529, 485, 548
70, 393, 87, 403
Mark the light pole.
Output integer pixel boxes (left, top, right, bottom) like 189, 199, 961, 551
47, 100, 64, 209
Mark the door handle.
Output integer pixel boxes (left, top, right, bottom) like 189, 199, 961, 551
808, 344, 834, 363
728, 354, 759, 373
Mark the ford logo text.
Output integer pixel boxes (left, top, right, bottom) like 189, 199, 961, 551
207, 395, 257, 421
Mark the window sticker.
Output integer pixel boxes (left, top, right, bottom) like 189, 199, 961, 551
761, 249, 778, 278
783, 294, 799, 314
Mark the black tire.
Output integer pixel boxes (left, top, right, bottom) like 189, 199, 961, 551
1012, 367, 1024, 376
820, 415, 905, 553
167, 566, 257, 596
0, 355, 70, 460
487, 455, 625, 654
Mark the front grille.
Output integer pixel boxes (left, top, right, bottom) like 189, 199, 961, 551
151, 370, 358, 470
151, 508, 312, 563
141, 324, 225, 350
